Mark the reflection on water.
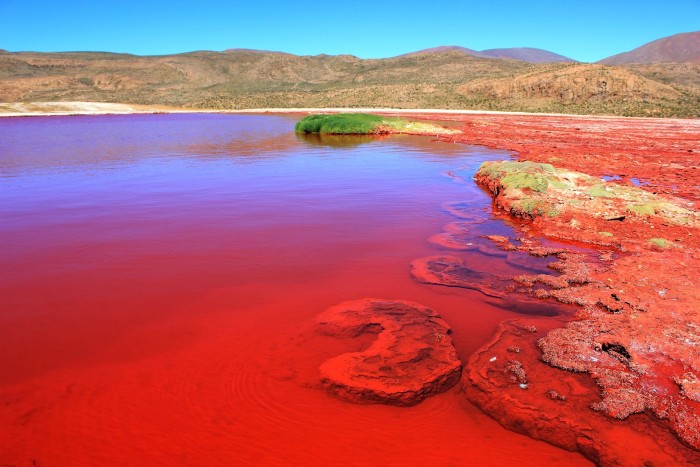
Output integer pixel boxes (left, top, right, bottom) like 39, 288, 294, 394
296, 132, 388, 148
0, 113, 588, 466
0, 113, 301, 174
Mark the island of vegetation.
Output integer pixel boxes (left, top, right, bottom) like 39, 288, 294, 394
295, 113, 459, 136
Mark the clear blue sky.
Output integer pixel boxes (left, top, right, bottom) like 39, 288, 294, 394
1, 0, 698, 62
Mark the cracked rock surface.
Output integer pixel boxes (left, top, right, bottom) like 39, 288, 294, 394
316, 298, 462, 406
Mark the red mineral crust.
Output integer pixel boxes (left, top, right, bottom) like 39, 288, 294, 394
469, 160, 700, 450
399, 112, 700, 205
395, 112, 700, 460
315, 299, 462, 406
466, 318, 700, 465
410, 255, 507, 298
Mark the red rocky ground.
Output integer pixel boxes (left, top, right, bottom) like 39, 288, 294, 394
315, 298, 462, 406
394, 112, 700, 464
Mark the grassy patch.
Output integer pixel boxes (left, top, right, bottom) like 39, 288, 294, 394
648, 237, 671, 249
479, 161, 555, 193
502, 172, 549, 192
589, 184, 615, 198
515, 198, 548, 216
629, 203, 656, 216
546, 207, 561, 217
295, 113, 458, 136
295, 113, 388, 134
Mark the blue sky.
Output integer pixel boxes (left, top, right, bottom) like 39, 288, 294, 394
1, 0, 698, 62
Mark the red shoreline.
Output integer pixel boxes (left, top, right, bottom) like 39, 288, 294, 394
409, 112, 700, 463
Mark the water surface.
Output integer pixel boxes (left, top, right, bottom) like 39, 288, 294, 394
0, 114, 589, 465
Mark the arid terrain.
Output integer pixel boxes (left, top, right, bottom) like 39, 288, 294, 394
1, 31, 699, 117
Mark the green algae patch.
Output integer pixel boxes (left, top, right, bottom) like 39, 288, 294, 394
589, 184, 616, 198
295, 113, 386, 134
478, 161, 556, 193
648, 238, 671, 249
295, 113, 460, 136
629, 203, 656, 216
475, 160, 700, 228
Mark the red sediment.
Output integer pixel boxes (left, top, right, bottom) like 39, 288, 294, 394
403, 112, 700, 458
410, 255, 507, 298
429, 223, 511, 257
402, 112, 700, 205
465, 318, 700, 465
316, 298, 462, 406
442, 202, 485, 223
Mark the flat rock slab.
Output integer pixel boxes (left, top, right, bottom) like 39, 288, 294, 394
465, 318, 700, 465
411, 255, 507, 298
316, 298, 462, 406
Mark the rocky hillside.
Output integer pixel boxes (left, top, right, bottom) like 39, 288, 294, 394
457, 64, 698, 115
600, 31, 700, 64
0, 47, 698, 117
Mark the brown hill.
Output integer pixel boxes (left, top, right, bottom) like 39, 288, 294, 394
480, 47, 575, 63
401, 46, 575, 63
622, 62, 700, 93
600, 31, 700, 64
399, 46, 490, 58
457, 63, 695, 116
0, 49, 529, 104
0, 49, 697, 117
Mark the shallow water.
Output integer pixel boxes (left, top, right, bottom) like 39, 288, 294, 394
0, 114, 589, 465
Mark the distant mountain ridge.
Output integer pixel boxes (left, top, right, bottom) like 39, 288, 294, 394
399, 46, 490, 59
400, 46, 575, 63
600, 31, 700, 64
480, 47, 576, 63
0, 31, 698, 117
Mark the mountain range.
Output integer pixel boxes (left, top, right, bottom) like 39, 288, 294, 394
1, 31, 698, 117
400, 46, 576, 63
600, 31, 700, 65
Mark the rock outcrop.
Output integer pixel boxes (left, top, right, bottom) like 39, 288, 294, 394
469, 159, 700, 451
466, 318, 700, 465
316, 299, 462, 406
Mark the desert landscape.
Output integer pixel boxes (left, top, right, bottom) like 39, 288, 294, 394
1, 4, 699, 464
1, 31, 699, 117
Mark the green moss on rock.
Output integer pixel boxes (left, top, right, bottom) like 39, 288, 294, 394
648, 238, 670, 249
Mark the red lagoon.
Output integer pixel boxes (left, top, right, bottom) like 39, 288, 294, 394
0, 114, 589, 465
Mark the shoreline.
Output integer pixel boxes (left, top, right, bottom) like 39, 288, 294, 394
0, 101, 697, 122
436, 113, 700, 463
3, 101, 699, 462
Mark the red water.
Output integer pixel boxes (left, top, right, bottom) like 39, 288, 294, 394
0, 114, 590, 465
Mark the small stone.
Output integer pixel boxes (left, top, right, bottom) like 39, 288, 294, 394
547, 390, 567, 401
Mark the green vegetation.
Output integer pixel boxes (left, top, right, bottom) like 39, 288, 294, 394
589, 184, 616, 198
648, 238, 671, 249
479, 161, 557, 193
295, 113, 458, 136
546, 207, 561, 218
515, 198, 548, 216
295, 113, 388, 134
476, 161, 700, 228
629, 203, 656, 216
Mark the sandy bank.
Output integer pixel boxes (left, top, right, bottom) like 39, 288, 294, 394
1, 101, 697, 122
